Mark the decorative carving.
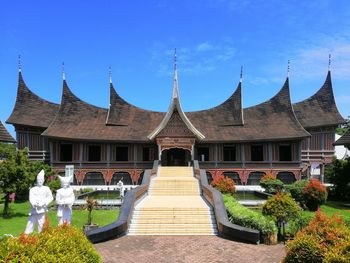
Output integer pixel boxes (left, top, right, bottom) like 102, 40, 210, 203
157, 110, 195, 138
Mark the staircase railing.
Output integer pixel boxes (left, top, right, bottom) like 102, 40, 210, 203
193, 160, 260, 244
86, 160, 159, 243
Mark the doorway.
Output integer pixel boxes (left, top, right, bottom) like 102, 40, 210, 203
161, 148, 191, 166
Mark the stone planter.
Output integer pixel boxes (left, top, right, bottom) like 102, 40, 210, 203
261, 232, 278, 245
83, 224, 99, 234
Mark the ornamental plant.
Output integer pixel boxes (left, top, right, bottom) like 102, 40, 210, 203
302, 179, 327, 211
284, 210, 350, 263
260, 173, 284, 194
0, 224, 101, 262
262, 192, 301, 223
211, 174, 236, 194
285, 180, 308, 208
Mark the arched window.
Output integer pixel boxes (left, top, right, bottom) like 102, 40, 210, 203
82, 172, 105, 185
111, 172, 133, 185
277, 172, 296, 184
223, 172, 241, 185
247, 172, 265, 185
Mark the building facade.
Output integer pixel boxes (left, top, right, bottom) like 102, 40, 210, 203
6, 63, 344, 185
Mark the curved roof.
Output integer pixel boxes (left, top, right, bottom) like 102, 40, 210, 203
148, 66, 205, 140
334, 129, 350, 146
188, 78, 310, 142
0, 121, 16, 143
293, 71, 345, 129
6, 72, 60, 128
10, 68, 345, 143
42, 81, 165, 142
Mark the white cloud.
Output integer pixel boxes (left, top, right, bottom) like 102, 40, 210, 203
149, 40, 237, 76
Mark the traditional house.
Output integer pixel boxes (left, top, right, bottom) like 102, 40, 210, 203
6, 58, 344, 185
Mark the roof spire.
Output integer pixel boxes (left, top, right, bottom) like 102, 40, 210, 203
18, 55, 22, 72
62, 62, 66, 80
287, 60, 290, 78
240, 65, 243, 83
173, 48, 179, 99
328, 54, 331, 71
109, 66, 112, 84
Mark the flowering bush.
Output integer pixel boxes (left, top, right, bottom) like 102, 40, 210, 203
211, 175, 236, 194
0, 224, 101, 262
303, 179, 328, 211
261, 173, 276, 181
260, 173, 284, 194
284, 210, 350, 263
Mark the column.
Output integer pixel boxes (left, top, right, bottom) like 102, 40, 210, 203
79, 143, 83, 168
241, 144, 245, 168
107, 144, 111, 167
268, 143, 273, 168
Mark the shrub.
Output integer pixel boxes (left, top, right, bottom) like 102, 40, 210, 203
0, 224, 101, 262
284, 210, 350, 263
303, 179, 327, 211
284, 234, 324, 263
211, 175, 236, 194
260, 178, 284, 194
285, 180, 308, 207
223, 194, 277, 238
47, 175, 61, 195
287, 213, 313, 236
262, 192, 302, 223
324, 241, 350, 263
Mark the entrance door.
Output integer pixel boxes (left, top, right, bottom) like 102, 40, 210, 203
161, 148, 191, 166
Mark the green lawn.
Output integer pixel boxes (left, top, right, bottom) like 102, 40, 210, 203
302, 201, 350, 221
0, 201, 120, 236
248, 200, 350, 221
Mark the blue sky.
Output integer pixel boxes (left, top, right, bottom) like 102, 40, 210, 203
1, 0, 350, 136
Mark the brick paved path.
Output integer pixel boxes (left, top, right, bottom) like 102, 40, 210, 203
95, 236, 285, 263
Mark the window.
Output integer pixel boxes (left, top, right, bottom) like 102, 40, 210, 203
116, 146, 128, 161
279, 144, 292, 161
143, 147, 154, 161
223, 146, 236, 161
251, 145, 263, 161
60, 144, 72, 162
88, 145, 101, 161
197, 147, 209, 161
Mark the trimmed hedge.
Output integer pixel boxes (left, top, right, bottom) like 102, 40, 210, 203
223, 194, 277, 236
0, 224, 101, 262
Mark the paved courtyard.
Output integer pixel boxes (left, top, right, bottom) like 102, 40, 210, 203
95, 236, 285, 263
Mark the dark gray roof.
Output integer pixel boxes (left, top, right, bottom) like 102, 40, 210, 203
0, 121, 16, 143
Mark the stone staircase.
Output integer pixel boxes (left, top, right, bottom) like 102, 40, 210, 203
128, 166, 217, 235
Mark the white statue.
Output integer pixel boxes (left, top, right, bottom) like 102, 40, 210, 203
25, 170, 53, 234
56, 176, 75, 225
117, 178, 125, 199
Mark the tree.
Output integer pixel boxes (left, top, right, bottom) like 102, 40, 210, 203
0, 144, 53, 217
325, 157, 350, 201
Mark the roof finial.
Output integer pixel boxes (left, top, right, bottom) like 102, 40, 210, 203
328, 54, 331, 71
287, 60, 290, 78
240, 65, 243, 83
18, 55, 22, 72
174, 48, 177, 71
109, 66, 112, 84
62, 62, 66, 80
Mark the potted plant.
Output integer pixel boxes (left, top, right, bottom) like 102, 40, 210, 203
83, 197, 99, 233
